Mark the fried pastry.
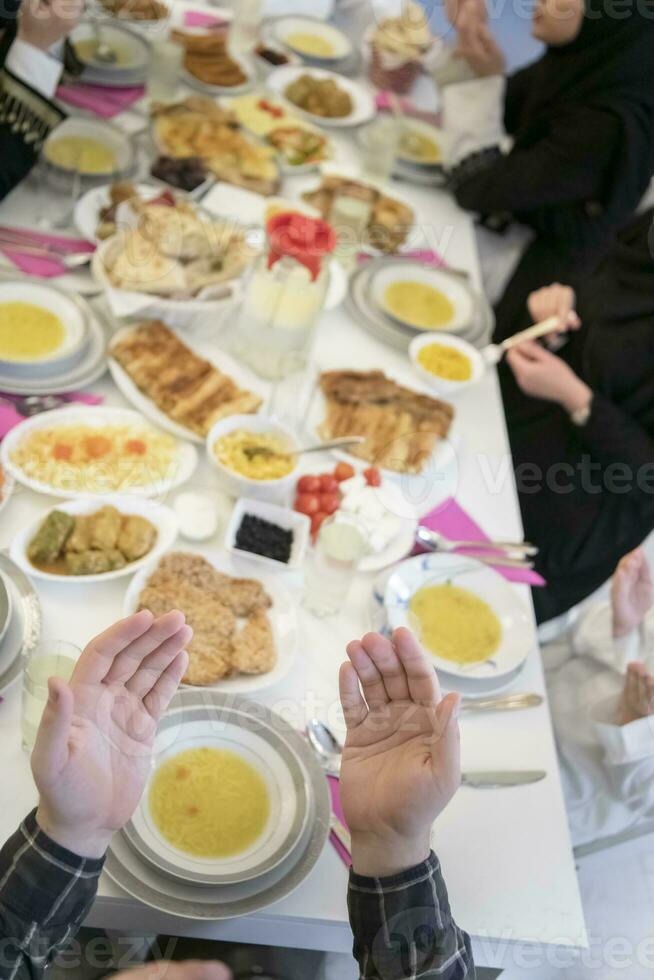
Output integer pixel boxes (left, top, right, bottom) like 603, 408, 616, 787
302, 176, 413, 253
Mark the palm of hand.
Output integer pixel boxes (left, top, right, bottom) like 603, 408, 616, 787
613, 557, 654, 635
340, 702, 448, 840
42, 681, 156, 835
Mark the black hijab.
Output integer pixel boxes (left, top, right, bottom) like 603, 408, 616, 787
505, 0, 654, 228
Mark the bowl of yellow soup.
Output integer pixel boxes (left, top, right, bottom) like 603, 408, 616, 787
0, 283, 88, 377
272, 16, 352, 63
370, 264, 475, 334
43, 118, 135, 185
207, 414, 299, 502
409, 332, 484, 395
126, 699, 314, 885
385, 552, 534, 683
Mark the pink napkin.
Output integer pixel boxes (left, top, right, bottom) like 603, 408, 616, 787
183, 10, 228, 28
358, 248, 445, 267
0, 392, 104, 439
328, 775, 351, 866
416, 497, 546, 587
56, 83, 145, 119
0, 232, 95, 278
375, 91, 441, 128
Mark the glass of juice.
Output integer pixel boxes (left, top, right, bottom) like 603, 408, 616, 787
303, 515, 369, 617
22, 641, 80, 753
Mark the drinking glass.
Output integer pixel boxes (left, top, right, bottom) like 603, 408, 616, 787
303, 515, 369, 617
330, 194, 372, 268
146, 38, 183, 103
358, 118, 402, 183
22, 640, 80, 752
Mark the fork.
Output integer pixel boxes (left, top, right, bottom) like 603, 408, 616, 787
0, 238, 92, 269
416, 527, 538, 557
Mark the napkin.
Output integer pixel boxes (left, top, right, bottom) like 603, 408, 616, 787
0, 232, 95, 278
357, 248, 445, 267
56, 83, 146, 119
0, 392, 105, 439
328, 775, 351, 866
183, 10, 229, 28
416, 497, 546, 587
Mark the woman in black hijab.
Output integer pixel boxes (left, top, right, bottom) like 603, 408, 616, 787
499, 208, 654, 624
443, 0, 654, 339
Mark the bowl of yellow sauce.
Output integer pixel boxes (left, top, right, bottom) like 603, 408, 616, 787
272, 16, 352, 62
410, 332, 484, 395
384, 552, 535, 682
127, 707, 314, 885
207, 414, 299, 502
43, 118, 135, 183
397, 119, 446, 168
0, 283, 88, 376
371, 264, 475, 334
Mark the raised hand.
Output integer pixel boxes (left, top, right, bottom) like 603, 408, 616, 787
32, 610, 191, 858
339, 628, 460, 877
611, 548, 654, 639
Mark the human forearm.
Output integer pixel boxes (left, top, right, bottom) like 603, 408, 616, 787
0, 810, 103, 980
348, 852, 475, 979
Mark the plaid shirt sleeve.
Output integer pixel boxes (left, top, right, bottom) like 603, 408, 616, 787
0, 809, 104, 980
348, 852, 475, 979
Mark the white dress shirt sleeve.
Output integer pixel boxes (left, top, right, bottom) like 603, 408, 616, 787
5, 39, 63, 99
591, 694, 654, 766
442, 75, 507, 168
572, 601, 644, 674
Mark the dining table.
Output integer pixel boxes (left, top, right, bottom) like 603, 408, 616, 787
0, 10, 587, 972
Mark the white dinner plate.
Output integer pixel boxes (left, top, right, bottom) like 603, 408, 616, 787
10, 495, 179, 585
126, 706, 312, 885
44, 118, 136, 181
108, 326, 267, 445
370, 263, 475, 335
267, 65, 376, 129
123, 549, 299, 696
271, 16, 352, 62
0, 553, 41, 696
1, 406, 198, 500
384, 553, 534, 682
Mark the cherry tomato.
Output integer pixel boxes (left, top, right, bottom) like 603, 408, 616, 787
319, 474, 339, 493
311, 511, 328, 537
364, 467, 382, 487
297, 474, 321, 494
295, 493, 320, 516
334, 462, 355, 482
320, 493, 340, 515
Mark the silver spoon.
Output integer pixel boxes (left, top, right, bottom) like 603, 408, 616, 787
244, 436, 365, 461
91, 17, 117, 65
461, 693, 543, 712
415, 528, 534, 570
482, 316, 561, 366
307, 718, 342, 777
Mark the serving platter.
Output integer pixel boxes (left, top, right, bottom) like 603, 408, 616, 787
1, 406, 198, 500
108, 326, 268, 445
104, 691, 330, 919
123, 549, 299, 696
126, 704, 312, 885
267, 65, 376, 129
10, 495, 179, 585
384, 553, 534, 682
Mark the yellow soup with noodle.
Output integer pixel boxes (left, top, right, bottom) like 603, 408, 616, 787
409, 583, 502, 664
45, 136, 117, 175
384, 281, 455, 331
0, 303, 65, 362
149, 747, 271, 858
417, 342, 472, 382
285, 32, 336, 57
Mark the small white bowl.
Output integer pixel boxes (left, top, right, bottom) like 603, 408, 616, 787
11, 494, 179, 584
409, 332, 485, 396
371, 263, 475, 335
271, 16, 352, 62
207, 415, 299, 503
43, 118, 136, 183
225, 497, 310, 570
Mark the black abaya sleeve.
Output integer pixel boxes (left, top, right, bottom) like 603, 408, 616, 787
579, 394, 654, 483
450, 105, 621, 231
0, 67, 64, 202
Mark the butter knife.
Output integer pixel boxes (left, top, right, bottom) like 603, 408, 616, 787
461, 770, 546, 788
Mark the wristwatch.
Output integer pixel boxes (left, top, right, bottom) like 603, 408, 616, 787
570, 398, 593, 427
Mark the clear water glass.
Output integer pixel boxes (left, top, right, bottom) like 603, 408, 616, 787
358, 118, 402, 183
303, 515, 368, 617
22, 640, 80, 752
146, 38, 183, 103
